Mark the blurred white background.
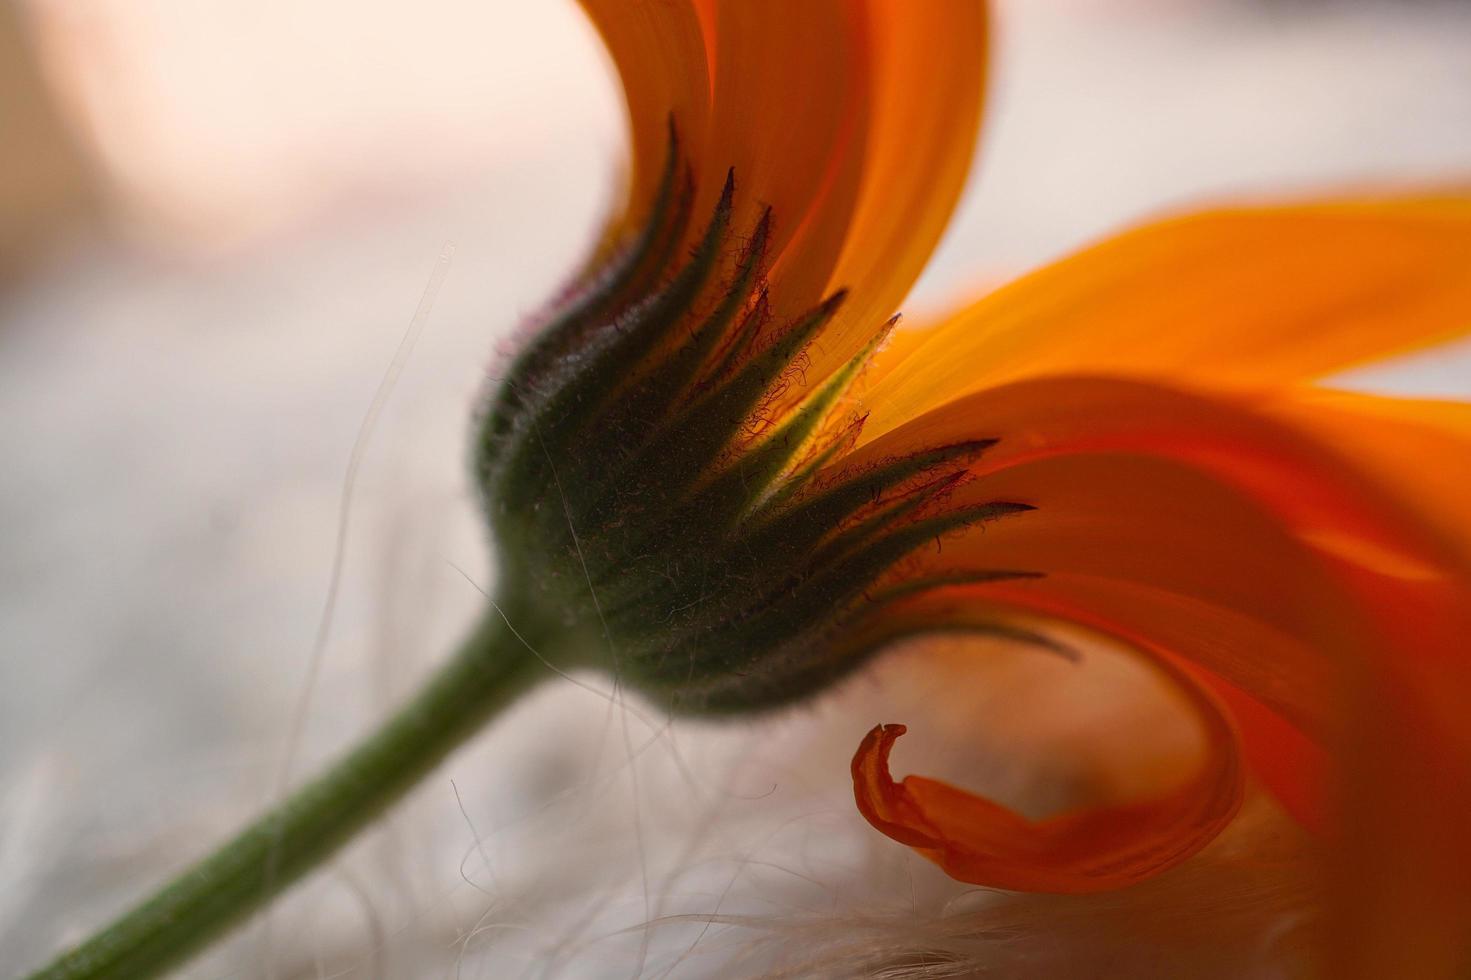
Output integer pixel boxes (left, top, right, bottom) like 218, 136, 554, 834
3, 0, 1470, 976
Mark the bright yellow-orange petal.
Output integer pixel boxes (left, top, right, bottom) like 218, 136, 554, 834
578, 0, 711, 228
792, 0, 989, 397
860, 195, 1471, 441
853, 625, 1243, 893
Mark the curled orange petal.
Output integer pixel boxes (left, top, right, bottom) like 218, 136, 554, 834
839, 373, 1471, 973
576, 4, 1471, 971
853, 623, 1244, 894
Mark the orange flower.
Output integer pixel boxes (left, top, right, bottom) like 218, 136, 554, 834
518, 2, 1471, 975
25, 6, 1470, 980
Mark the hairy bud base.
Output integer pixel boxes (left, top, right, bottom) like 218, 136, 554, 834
475, 130, 1037, 713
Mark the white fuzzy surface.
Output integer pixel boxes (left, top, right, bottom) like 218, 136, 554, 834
3, 1, 1470, 976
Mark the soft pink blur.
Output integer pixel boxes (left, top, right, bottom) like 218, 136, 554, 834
25, 0, 617, 250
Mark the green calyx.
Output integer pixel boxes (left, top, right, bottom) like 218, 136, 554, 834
23, 128, 1064, 980
474, 130, 1037, 713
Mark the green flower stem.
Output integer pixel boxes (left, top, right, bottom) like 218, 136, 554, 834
25, 608, 549, 980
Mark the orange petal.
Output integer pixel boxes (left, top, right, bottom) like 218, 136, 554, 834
852, 625, 1244, 893
581, 0, 874, 294
847, 375, 1471, 974
843, 448, 1340, 831
578, 0, 711, 228
1261, 389, 1471, 567
927, 454, 1346, 735
581, 1, 988, 389
696, 0, 874, 316
1259, 390, 1471, 978
791, 0, 990, 399
861, 194, 1471, 441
